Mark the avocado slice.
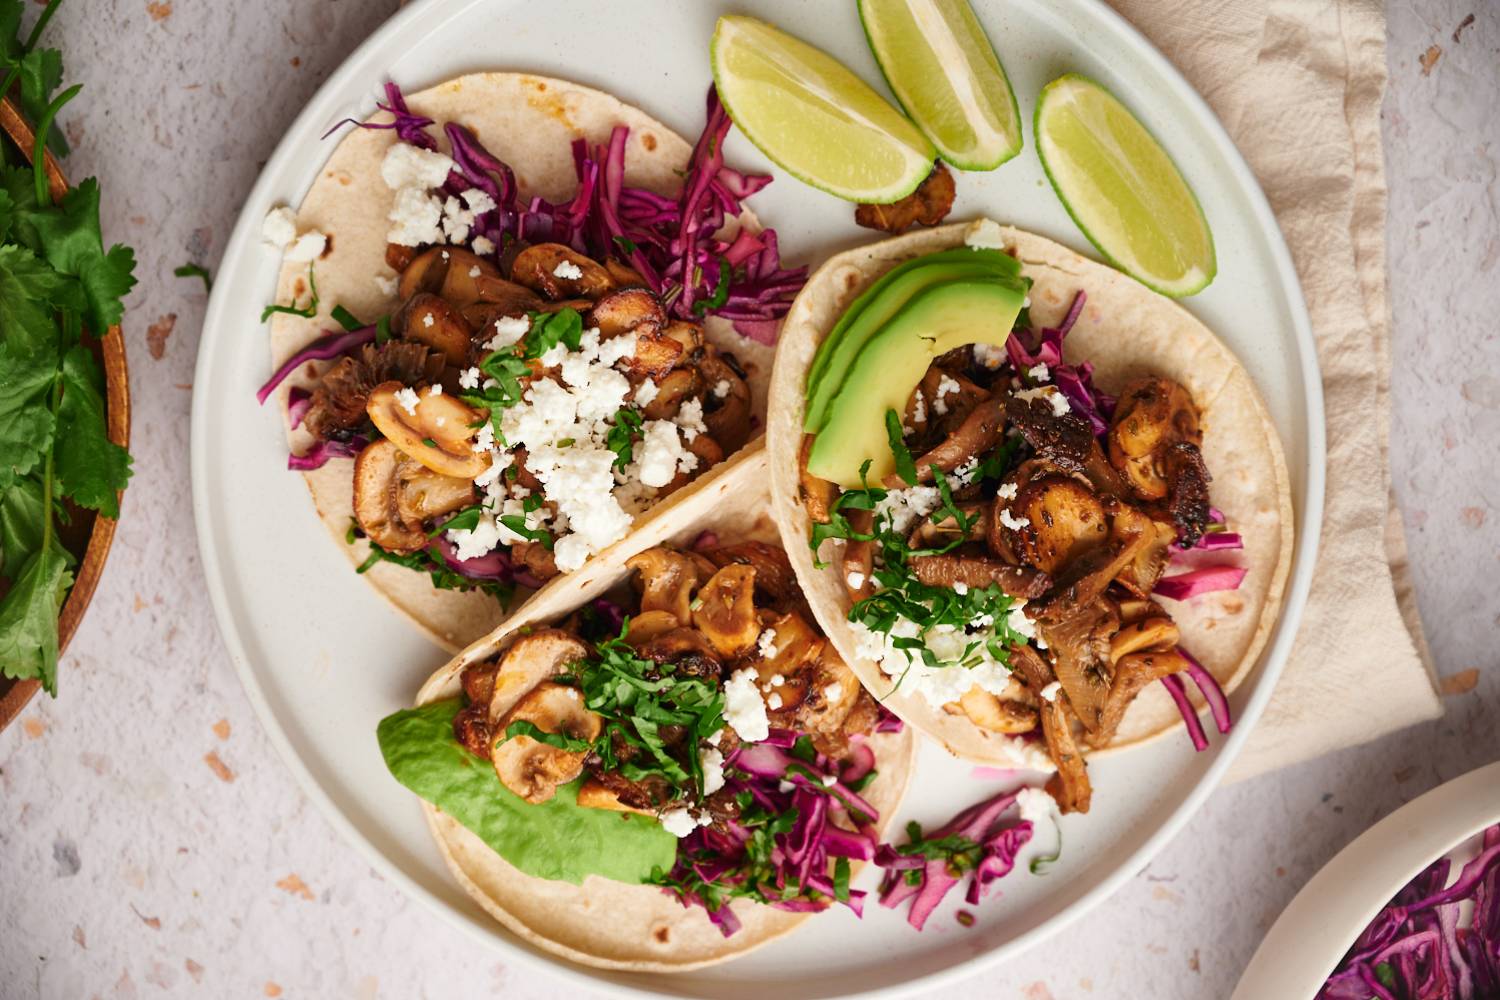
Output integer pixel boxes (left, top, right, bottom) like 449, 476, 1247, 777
807, 276, 1029, 488
804, 248, 1021, 433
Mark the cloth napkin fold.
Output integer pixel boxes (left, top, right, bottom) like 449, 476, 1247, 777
1107, 0, 1442, 780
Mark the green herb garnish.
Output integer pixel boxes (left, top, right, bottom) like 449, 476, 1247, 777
885, 408, 917, 486
260, 261, 318, 322
173, 262, 212, 293
329, 304, 362, 332
605, 406, 644, 470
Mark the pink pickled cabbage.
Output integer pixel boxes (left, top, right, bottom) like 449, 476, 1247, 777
1005, 291, 1116, 434
1160, 645, 1232, 752
286, 435, 366, 471
1154, 564, 1248, 601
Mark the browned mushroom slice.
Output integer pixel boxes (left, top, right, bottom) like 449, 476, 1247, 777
589, 287, 667, 340
908, 553, 1050, 599
1032, 502, 1154, 623
1084, 649, 1189, 749
604, 257, 647, 288
656, 434, 724, 499
487, 630, 594, 724
436, 249, 503, 307
798, 435, 835, 525
952, 683, 1039, 734
509, 243, 615, 300
461, 660, 500, 707
462, 291, 545, 338
789, 645, 867, 754
1036, 597, 1120, 734
841, 509, 877, 602
705, 541, 802, 613
511, 539, 560, 582
884, 395, 1005, 487
398, 293, 473, 366
753, 612, 822, 712
304, 341, 442, 439
1107, 376, 1202, 501
1006, 393, 1131, 497
1003, 474, 1110, 574
621, 609, 680, 647
620, 327, 685, 382
386, 242, 418, 273
691, 563, 761, 657
637, 627, 724, 681
1010, 644, 1091, 814
700, 350, 753, 454
397, 246, 450, 300
576, 778, 656, 815
1113, 516, 1179, 598
491, 682, 602, 803
1109, 615, 1180, 664
927, 370, 990, 433
352, 439, 429, 554
366, 381, 489, 479
660, 321, 704, 354
640, 369, 702, 420
1162, 441, 1212, 547
452, 703, 492, 758
853, 162, 956, 233
626, 547, 703, 623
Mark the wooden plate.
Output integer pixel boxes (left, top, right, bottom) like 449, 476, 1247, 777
0, 96, 131, 731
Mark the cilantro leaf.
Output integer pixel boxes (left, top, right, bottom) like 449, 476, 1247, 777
0, 472, 44, 577
260, 262, 318, 322
502, 719, 593, 753
885, 408, 918, 486
524, 308, 583, 358
26, 178, 135, 333
0, 243, 70, 352
51, 345, 131, 517
0, 341, 59, 488
174, 262, 211, 293
605, 406, 643, 470
0, 538, 73, 695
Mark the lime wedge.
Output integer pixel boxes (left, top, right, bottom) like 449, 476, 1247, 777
1035, 74, 1215, 297
710, 15, 937, 204
857, 0, 1022, 171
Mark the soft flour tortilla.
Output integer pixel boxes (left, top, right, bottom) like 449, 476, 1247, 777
409, 444, 915, 971
766, 222, 1293, 765
267, 73, 778, 652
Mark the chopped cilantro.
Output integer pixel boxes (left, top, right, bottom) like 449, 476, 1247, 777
885, 408, 917, 486
605, 406, 643, 470
173, 262, 212, 293
329, 304, 362, 332
260, 261, 319, 322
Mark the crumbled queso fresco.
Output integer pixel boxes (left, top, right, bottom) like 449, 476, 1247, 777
722, 667, 770, 743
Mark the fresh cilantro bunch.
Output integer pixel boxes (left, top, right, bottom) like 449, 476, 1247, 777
0, 0, 136, 695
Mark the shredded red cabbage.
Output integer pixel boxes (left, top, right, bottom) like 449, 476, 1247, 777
1321, 824, 1500, 999
875, 789, 1034, 930
1160, 674, 1209, 751
1160, 647, 1232, 752
255, 325, 376, 405
342, 83, 805, 342
286, 435, 367, 471
1154, 564, 1248, 601
1005, 291, 1116, 434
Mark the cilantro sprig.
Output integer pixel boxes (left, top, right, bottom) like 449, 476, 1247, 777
0, 6, 136, 695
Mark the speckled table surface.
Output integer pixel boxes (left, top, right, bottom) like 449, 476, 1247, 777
2, 1, 1496, 998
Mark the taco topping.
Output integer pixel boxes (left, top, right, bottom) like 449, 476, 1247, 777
801, 238, 1244, 812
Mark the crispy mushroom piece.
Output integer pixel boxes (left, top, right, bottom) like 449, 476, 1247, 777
398, 246, 505, 305
491, 682, 602, 803
1036, 597, 1120, 734
908, 552, 1051, 599
1011, 644, 1091, 814
1109, 615, 1180, 664
604, 258, 647, 288
884, 395, 1005, 487
462, 295, 545, 340
788, 646, 870, 756
1006, 393, 1131, 496
637, 628, 723, 681
304, 341, 442, 439
620, 327, 686, 382
706, 542, 804, 614
1107, 376, 1202, 501
575, 778, 656, 815
854, 162, 956, 233
486, 630, 594, 724
509, 243, 615, 300
841, 509, 876, 603
691, 563, 761, 657
798, 435, 835, 525
699, 351, 753, 454
1084, 649, 1190, 750
952, 681, 1039, 734
1003, 474, 1110, 575
352, 439, 477, 554
626, 547, 703, 624
640, 368, 702, 420
753, 612, 821, 712
511, 540, 560, 582
657, 434, 723, 498
589, 287, 667, 340
366, 381, 489, 479
398, 293, 473, 366
621, 609, 680, 647
660, 320, 704, 355
1031, 502, 1154, 624
1162, 441, 1213, 547
1114, 516, 1180, 598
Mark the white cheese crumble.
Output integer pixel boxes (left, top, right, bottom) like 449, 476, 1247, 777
1015, 385, 1070, 417
757, 629, 779, 660
471, 235, 496, 256
427, 384, 442, 397
285, 230, 326, 262
851, 618, 1017, 709
997, 482, 1019, 501
421, 312, 435, 328
999, 507, 1031, 530
1039, 681, 1062, 702
964, 218, 1006, 250
911, 390, 927, 425
659, 807, 709, 838
676, 398, 707, 442
767, 692, 783, 710
873, 484, 942, 536
260, 206, 297, 249
553, 260, 584, 280
394, 387, 421, 415
846, 570, 866, 590
387, 186, 445, 247
634, 378, 660, 407
458, 366, 482, 391
824, 682, 843, 703
712, 379, 731, 399
1028, 363, 1051, 382
381, 143, 455, 190
486, 314, 530, 350
933, 374, 961, 416
1017, 786, 1056, 825
700, 747, 726, 796
374, 274, 398, 297
636, 420, 697, 488
974, 342, 1007, 369
723, 668, 769, 742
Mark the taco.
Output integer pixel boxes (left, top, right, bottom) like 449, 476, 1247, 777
255, 74, 805, 651
377, 446, 914, 970
767, 219, 1292, 812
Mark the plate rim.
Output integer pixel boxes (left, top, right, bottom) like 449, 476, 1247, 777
189, 0, 1326, 995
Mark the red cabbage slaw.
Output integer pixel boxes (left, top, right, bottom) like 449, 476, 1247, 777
1320, 824, 1500, 999
1005, 291, 1238, 753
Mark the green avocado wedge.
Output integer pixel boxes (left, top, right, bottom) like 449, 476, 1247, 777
807, 276, 1027, 488
804, 248, 1021, 433
377, 699, 677, 886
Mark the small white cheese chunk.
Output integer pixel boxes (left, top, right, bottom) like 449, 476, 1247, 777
999, 507, 1031, 530
964, 218, 1006, 250
701, 747, 726, 796
723, 668, 769, 743
394, 387, 420, 415
261, 206, 298, 250
553, 260, 584, 280
1039, 681, 1062, 702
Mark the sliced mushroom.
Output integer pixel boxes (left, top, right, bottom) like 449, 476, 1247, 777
1036, 597, 1120, 734
908, 553, 1050, 599
436, 249, 503, 307
842, 509, 876, 603
461, 660, 499, 707
626, 547, 702, 623
398, 293, 473, 366
352, 439, 474, 554
487, 630, 594, 724
397, 246, 449, 300
799, 435, 834, 524
1031, 502, 1154, 624
621, 609, 681, 647
1108, 616, 1180, 664
1010, 643, 1091, 814
509, 243, 614, 300
657, 434, 723, 499
512, 539, 560, 582
788, 646, 866, 753
637, 627, 723, 681
452, 703, 492, 758
366, 381, 489, 479
491, 681, 602, 803
576, 777, 655, 815
604, 258, 647, 287
1113, 516, 1179, 598
753, 612, 821, 712
953, 683, 1039, 734
1003, 475, 1110, 574
589, 287, 666, 340
1084, 649, 1190, 750
462, 292, 545, 338
660, 320, 704, 354
691, 563, 761, 657
699, 350, 753, 454
705, 541, 803, 614
640, 368, 701, 420
883, 395, 1005, 488
620, 327, 685, 382
1107, 377, 1202, 501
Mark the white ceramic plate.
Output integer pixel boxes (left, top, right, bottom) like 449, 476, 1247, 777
1235, 761, 1500, 999
190, 1, 1324, 996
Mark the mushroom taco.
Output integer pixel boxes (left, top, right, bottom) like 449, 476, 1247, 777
767, 220, 1292, 812
256, 74, 804, 651
377, 447, 914, 970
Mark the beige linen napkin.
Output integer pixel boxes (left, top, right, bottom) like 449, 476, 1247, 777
1105, 0, 1442, 780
